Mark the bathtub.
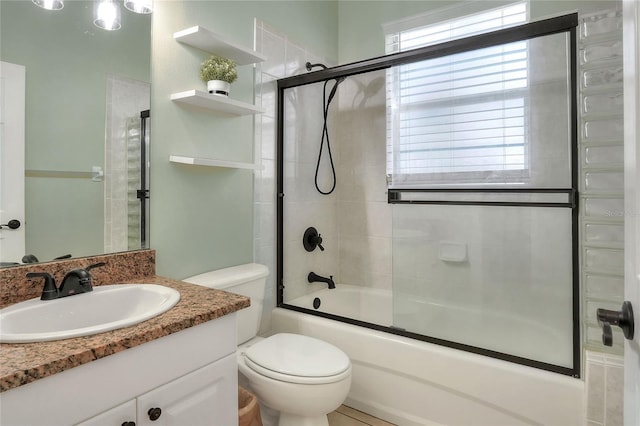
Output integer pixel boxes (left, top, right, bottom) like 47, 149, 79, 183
288, 285, 572, 367
289, 285, 393, 324
271, 285, 584, 426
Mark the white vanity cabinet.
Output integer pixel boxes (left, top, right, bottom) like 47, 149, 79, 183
1, 314, 238, 426
76, 354, 237, 426
137, 354, 236, 425
76, 400, 137, 426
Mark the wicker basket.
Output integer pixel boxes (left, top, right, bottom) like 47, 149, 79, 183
238, 386, 263, 426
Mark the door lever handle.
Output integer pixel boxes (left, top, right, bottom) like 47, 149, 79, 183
0, 219, 21, 230
597, 301, 634, 346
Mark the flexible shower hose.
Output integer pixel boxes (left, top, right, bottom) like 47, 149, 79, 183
314, 78, 343, 195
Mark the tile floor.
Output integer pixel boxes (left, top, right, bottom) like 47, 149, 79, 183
328, 406, 396, 426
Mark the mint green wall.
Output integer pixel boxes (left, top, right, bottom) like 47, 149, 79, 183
0, 1, 150, 261
150, 1, 338, 278
337, 0, 614, 63
338, 0, 454, 63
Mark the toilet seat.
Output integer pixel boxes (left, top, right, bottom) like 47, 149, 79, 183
243, 333, 351, 385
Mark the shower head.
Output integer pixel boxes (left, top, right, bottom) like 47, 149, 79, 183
306, 61, 327, 71
306, 61, 346, 86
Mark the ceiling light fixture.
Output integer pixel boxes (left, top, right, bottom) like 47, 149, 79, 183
94, 0, 121, 31
32, 0, 151, 30
123, 0, 152, 14
32, 0, 64, 11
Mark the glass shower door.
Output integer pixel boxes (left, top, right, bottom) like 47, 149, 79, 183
391, 202, 575, 368
388, 30, 578, 372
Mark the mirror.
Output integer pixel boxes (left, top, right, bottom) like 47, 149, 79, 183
0, 0, 151, 264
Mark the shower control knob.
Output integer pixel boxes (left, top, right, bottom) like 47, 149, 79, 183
303, 227, 325, 252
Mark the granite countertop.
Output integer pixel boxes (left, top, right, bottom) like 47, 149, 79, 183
0, 276, 250, 392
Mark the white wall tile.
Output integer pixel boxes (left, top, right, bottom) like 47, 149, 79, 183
584, 247, 624, 274
579, 4, 625, 370
285, 41, 307, 78
604, 361, 624, 426
583, 197, 624, 218
586, 353, 605, 424
584, 351, 624, 426
584, 222, 625, 246
583, 144, 624, 167
253, 21, 282, 326
254, 20, 340, 308
261, 29, 286, 78
584, 171, 625, 193
585, 274, 624, 301
582, 117, 624, 142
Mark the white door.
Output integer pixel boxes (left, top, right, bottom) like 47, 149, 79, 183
623, 0, 640, 424
0, 61, 26, 264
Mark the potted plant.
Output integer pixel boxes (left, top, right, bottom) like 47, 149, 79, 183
200, 55, 238, 97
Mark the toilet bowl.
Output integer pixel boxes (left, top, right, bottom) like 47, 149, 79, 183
239, 334, 351, 426
183, 264, 352, 426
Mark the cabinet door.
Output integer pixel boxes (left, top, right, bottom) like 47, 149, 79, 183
137, 354, 238, 426
75, 400, 137, 426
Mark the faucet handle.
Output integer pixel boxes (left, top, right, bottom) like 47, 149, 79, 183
303, 227, 325, 252
84, 262, 106, 289
26, 272, 59, 300
86, 262, 106, 271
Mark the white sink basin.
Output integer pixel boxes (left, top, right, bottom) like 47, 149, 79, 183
0, 284, 180, 343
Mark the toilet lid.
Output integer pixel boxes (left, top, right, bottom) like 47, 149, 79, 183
244, 333, 350, 381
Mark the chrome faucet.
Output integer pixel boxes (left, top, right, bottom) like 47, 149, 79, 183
27, 262, 106, 300
308, 272, 335, 289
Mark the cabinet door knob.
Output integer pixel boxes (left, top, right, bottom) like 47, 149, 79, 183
148, 407, 162, 421
121, 422, 136, 426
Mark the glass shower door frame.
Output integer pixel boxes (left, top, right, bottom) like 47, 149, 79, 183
276, 12, 580, 377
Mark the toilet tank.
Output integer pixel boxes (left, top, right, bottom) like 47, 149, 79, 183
183, 263, 269, 344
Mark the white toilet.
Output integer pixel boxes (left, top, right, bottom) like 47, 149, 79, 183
184, 263, 352, 426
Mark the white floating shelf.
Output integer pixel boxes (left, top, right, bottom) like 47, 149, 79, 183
173, 26, 266, 66
170, 90, 263, 115
169, 155, 257, 170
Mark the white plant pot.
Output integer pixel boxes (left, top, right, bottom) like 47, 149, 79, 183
207, 80, 231, 97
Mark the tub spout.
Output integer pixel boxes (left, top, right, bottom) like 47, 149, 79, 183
308, 272, 335, 289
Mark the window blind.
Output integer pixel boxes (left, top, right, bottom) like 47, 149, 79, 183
386, 2, 529, 187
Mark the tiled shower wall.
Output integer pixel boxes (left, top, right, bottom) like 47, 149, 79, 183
579, 6, 625, 426
579, 6, 625, 353
335, 70, 392, 290
104, 76, 150, 253
253, 20, 334, 334
585, 351, 625, 426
